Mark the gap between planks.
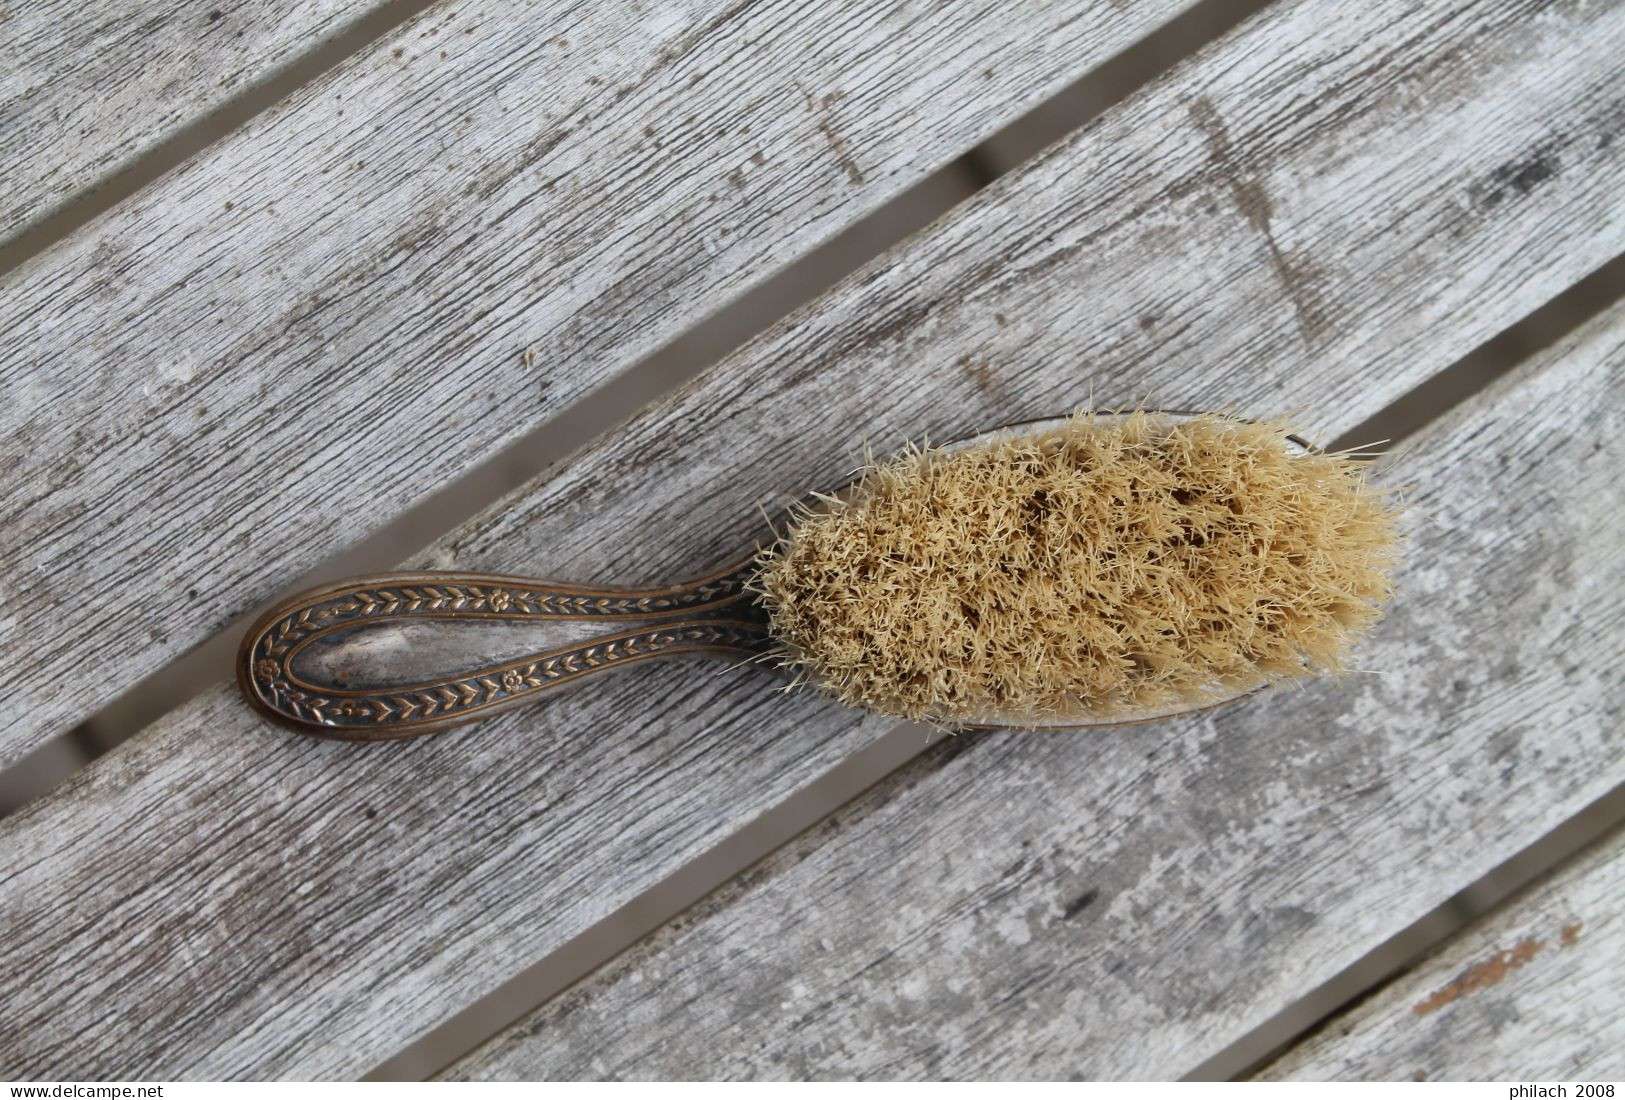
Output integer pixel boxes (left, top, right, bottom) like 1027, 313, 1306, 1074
1242, 780, 1625, 1081
0, 0, 445, 270
0, 0, 1277, 816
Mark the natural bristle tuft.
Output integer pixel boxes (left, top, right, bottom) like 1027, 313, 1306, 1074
750, 411, 1401, 726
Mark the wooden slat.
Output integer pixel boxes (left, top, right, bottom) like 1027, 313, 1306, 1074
3, 0, 1623, 1078
0, 0, 1198, 770
0, 0, 359, 237
447, 298, 1625, 1080
1260, 829, 1625, 1081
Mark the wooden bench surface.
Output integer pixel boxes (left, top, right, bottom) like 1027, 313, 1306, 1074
1261, 827, 1625, 1081
1, 0, 1621, 1081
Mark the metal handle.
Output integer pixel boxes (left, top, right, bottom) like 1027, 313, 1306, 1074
237, 560, 769, 740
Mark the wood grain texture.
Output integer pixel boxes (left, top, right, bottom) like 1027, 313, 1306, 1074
0, 0, 358, 237
1260, 829, 1625, 1081
0, 0, 1198, 769
2, 0, 1622, 1078
448, 294, 1625, 1081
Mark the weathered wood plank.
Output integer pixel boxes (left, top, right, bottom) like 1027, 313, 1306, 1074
0, 0, 1198, 769
447, 295, 1625, 1081
3, 0, 1622, 1078
0, 0, 358, 238
1260, 829, 1625, 1081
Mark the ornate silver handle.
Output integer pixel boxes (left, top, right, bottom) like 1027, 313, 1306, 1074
237, 561, 769, 739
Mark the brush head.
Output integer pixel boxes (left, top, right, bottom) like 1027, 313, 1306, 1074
751, 411, 1400, 727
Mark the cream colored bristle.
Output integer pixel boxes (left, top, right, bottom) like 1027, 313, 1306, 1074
749, 411, 1400, 726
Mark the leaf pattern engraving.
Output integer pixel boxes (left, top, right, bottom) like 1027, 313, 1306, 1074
246, 567, 766, 730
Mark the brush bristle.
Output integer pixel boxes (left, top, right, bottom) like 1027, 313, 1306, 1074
750, 410, 1400, 726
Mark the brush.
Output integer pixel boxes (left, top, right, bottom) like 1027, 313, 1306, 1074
238, 410, 1399, 739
